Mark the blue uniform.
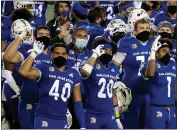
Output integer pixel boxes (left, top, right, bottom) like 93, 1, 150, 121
1, 16, 13, 42
1, 1, 14, 16
83, 62, 120, 129
84, 23, 105, 50
33, 62, 82, 129
149, 11, 158, 23
171, 40, 176, 60
154, 12, 177, 26
140, 59, 176, 128
66, 46, 93, 94
34, 1, 47, 25
17, 43, 51, 129
118, 37, 153, 128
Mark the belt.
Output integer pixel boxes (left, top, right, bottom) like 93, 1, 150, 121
151, 104, 174, 107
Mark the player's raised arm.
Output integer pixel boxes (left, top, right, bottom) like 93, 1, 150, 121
144, 35, 161, 78
19, 40, 44, 81
72, 82, 86, 129
3, 19, 32, 64
80, 44, 105, 78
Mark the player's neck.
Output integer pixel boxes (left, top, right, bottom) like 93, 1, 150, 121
57, 66, 66, 72
74, 46, 85, 54
168, 13, 177, 19
43, 48, 49, 54
138, 39, 148, 45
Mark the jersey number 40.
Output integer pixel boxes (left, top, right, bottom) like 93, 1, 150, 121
49, 80, 71, 102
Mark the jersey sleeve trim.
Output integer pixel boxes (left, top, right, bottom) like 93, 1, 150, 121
74, 83, 81, 88
17, 51, 24, 62
32, 67, 42, 82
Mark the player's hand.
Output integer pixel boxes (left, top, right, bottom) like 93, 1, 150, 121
92, 45, 105, 57
151, 35, 162, 52
59, 21, 71, 38
19, 28, 32, 40
29, 40, 45, 55
116, 118, 123, 129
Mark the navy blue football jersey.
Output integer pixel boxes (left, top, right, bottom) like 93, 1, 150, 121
83, 62, 120, 114
33, 62, 82, 119
140, 59, 176, 105
118, 37, 154, 91
154, 12, 177, 26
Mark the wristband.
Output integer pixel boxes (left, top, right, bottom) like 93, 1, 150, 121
148, 51, 156, 61
82, 64, 93, 75
30, 51, 38, 59
113, 105, 120, 118
92, 52, 98, 59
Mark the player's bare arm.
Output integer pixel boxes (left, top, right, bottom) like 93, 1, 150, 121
3, 27, 31, 64
144, 35, 161, 78
19, 40, 44, 80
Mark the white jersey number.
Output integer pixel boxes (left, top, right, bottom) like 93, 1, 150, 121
136, 56, 145, 76
49, 80, 71, 102
167, 76, 171, 98
98, 78, 114, 98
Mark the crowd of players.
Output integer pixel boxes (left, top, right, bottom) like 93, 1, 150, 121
1, 1, 177, 129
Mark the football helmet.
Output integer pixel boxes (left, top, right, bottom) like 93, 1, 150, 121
114, 81, 132, 113
13, 1, 35, 15
128, 8, 150, 32
107, 19, 127, 36
11, 19, 33, 44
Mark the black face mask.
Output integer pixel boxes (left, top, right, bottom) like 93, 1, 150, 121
110, 32, 126, 43
168, 5, 177, 15
100, 20, 107, 27
159, 32, 172, 39
141, 3, 152, 12
52, 56, 67, 68
36, 36, 51, 50
136, 31, 150, 42
99, 54, 112, 65
159, 53, 171, 65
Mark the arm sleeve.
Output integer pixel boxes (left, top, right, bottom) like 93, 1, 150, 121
17, 44, 31, 61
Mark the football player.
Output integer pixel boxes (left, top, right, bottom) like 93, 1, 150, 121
140, 37, 176, 128
80, 37, 122, 129
154, 1, 177, 27
3, 20, 51, 128
18, 43, 86, 129
156, 21, 176, 60
112, 8, 153, 128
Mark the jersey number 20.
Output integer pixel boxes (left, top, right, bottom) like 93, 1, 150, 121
98, 78, 114, 98
49, 80, 71, 102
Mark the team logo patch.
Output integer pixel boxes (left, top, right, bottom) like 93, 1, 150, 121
69, 73, 73, 78
49, 66, 54, 72
96, 64, 100, 69
156, 63, 161, 68
42, 121, 48, 127
157, 111, 162, 117
26, 104, 32, 110
90, 117, 96, 124
111, 69, 115, 72
132, 44, 137, 49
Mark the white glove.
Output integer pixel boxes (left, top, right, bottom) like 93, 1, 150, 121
92, 44, 105, 58
19, 28, 32, 41
151, 35, 162, 52
29, 40, 45, 59
116, 118, 123, 129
